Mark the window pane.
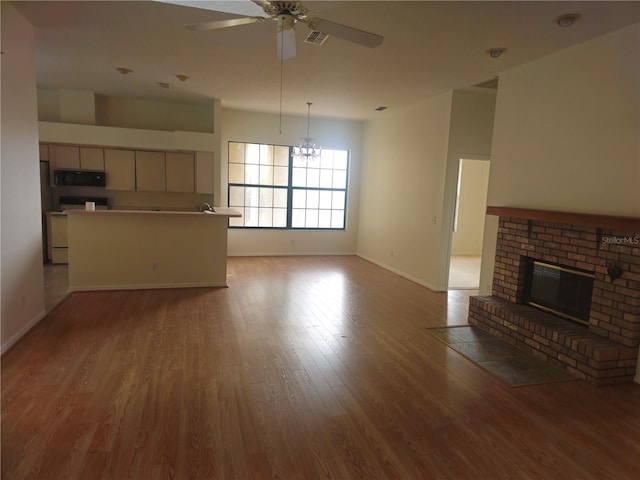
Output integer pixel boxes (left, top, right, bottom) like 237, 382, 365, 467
334, 150, 348, 169
245, 187, 259, 207
245, 164, 260, 184
292, 209, 305, 228
333, 170, 347, 189
229, 164, 245, 184
229, 142, 244, 163
274, 146, 289, 166
244, 207, 259, 226
259, 208, 273, 227
331, 210, 345, 228
305, 209, 319, 228
259, 188, 273, 207
332, 191, 345, 209
292, 155, 307, 168
319, 190, 332, 209
246, 144, 260, 164
229, 186, 244, 207
306, 190, 319, 209
319, 169, 333, 188
274, 189, 288, 208
320, 150, 333, 169
292, 167, 306, 187
260, 165, 274, 185
273, 209, 287, 227
292, 189, 306, 209
274, 166, 288, 186
306, 168, 320, 188
318, 209, 331, 228
260, 145, 273, 165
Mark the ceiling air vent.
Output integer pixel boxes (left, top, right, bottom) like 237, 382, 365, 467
305, 30, 330, 45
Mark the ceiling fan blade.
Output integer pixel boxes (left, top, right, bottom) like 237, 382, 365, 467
185, 16, 264, 31
277, 28, 296, 60
155, 0, 269, 18
307, 17, 383, 48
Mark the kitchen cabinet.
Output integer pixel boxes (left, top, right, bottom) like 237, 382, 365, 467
166, 152, 195, 192
104, 149, 136, 191
79, 147, 104, 170
52, 144, 105, 170
53, 145, 81, 169
48, 214, 68, 264
136, 150, 166, 191
195, 151, 214, 194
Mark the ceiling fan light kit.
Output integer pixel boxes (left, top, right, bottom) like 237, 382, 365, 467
182, 0, 383, 60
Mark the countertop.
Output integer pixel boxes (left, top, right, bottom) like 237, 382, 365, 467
62, 208, 241, 218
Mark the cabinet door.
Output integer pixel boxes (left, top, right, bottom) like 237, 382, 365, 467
136, 151, 166, 191
53, 145, 80, 169
79, 147, 105, 170
50, 215, 68, 247
166, 152, 195, 192
195, 151, 214, 194
105, 149, 136, 191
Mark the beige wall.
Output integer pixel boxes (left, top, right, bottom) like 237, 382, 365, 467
222, 109, 363, 256
358, 88, 496, 290
358, 93, 453, 289
452, 159, 490, 255
1, 3, 46, 352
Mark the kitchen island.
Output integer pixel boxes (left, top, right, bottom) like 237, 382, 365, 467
66, 208, 240, 291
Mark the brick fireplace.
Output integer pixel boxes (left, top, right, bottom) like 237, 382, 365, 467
469, 207, 640, 385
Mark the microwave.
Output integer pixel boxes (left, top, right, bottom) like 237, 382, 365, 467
54, 170, 106, 187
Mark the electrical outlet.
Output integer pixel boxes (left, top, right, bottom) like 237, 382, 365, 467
431, 216, 437, 224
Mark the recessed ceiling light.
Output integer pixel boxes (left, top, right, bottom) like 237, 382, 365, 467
176, 74, 190, 82
116, 67, 133, 75
555, 13, 581, 28
487, 48, 505, 58
374, 106, 388, 111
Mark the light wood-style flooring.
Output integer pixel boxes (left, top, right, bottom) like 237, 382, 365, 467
3, 256, 640, 479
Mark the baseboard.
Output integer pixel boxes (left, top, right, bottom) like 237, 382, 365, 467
228, 252, 357, 257
1, 310, 47, 355
356, 254, 441, 292
68, 282, 228, 291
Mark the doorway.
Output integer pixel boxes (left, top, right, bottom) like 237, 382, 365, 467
448, 157, 490, 290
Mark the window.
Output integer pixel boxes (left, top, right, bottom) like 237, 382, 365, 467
228, 141, 348, 229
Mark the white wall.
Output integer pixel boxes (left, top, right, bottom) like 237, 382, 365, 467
222, 109, 363, 255
358, 88, 496, 290
480, 23, 640, 297
452, 159, 491, 255
1, 3, 46, 352
357, 93, 453, 289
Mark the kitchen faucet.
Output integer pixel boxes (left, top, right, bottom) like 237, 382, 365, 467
198, 202, 214, 212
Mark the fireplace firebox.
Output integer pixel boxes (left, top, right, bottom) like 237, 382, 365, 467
522, 259, 594, 325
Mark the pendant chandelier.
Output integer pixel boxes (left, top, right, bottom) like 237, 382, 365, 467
292, 102, 321, 163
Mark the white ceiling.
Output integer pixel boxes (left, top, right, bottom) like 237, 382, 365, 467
11, 0, 640, 120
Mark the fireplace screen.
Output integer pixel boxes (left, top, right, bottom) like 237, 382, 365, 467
522, 259, 595, 325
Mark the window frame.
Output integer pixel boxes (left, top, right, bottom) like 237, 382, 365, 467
227, 141, 349, 230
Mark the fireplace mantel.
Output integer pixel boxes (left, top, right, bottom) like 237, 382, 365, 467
486, 206, 640, 231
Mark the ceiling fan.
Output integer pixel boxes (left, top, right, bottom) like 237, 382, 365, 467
164, 0, 384, 60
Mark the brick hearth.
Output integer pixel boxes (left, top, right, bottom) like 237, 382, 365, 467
469, 208, 640, 385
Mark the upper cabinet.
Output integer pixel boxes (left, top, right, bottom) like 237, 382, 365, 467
166, 152, 195, 193
104, 149, 135, 191
79, 147, 104, 170
136, 151, 166, 192
52, 145, 81, 169
51, 144, 104, 170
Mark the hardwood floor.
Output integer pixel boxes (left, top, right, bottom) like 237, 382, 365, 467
3, 256, 640, 479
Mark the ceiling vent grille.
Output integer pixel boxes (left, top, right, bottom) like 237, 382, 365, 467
305, 30, 330, 45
